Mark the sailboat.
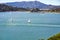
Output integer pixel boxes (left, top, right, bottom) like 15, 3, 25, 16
28, 19, 31, 23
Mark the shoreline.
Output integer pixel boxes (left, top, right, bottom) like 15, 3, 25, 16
0, 11, 60, 13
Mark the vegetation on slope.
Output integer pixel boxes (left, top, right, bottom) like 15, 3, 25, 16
48, 33, 60, 40
0, 4, 29, 12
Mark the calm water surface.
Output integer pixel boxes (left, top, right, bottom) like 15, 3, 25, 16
0, 12, 60, 40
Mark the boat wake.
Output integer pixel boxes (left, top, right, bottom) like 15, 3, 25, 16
0, 23, 60, 28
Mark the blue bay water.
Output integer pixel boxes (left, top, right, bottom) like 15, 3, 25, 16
0, 12, 60, 40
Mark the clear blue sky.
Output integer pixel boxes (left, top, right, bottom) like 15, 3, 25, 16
0, 0, 60, 5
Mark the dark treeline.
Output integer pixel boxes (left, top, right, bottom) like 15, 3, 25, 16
0, 4, 29, 12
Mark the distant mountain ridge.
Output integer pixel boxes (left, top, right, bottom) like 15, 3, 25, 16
0, 1, 60, 12
5, 1, 60, 9
0, 4, 29, 12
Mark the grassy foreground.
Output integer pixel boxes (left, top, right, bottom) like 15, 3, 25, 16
48, 33, 60, 40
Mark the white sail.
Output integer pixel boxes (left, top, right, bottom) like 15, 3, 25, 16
28, 19, 31, 23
